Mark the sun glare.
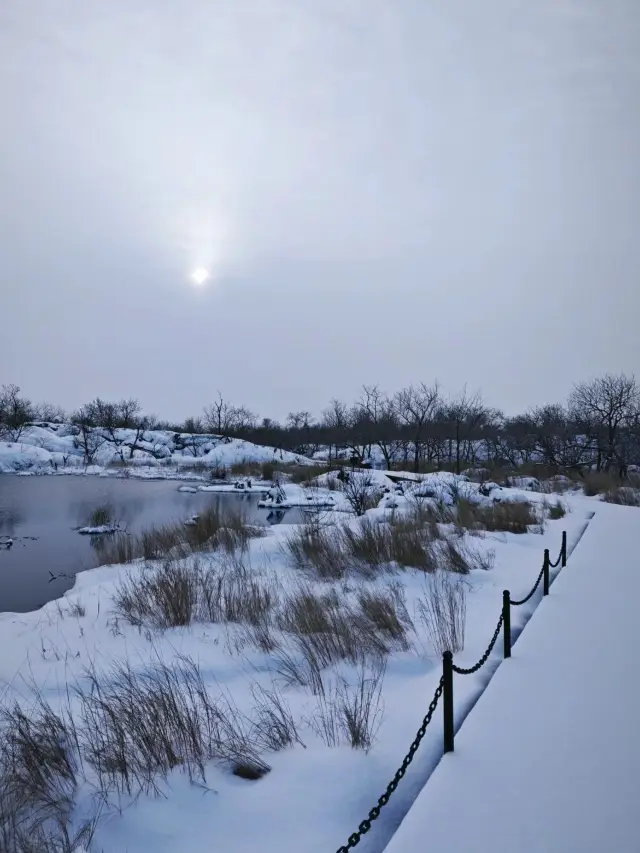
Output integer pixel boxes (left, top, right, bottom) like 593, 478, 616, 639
191, 267, 209, 286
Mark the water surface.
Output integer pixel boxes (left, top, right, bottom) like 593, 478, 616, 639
0, 476, 300, 614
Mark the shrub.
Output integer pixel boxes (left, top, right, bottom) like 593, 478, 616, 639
546, 499, 567, 519
339, 473, 384, 516
260, 461, 275, 481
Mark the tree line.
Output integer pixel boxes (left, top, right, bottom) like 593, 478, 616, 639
1, 374, 639, 474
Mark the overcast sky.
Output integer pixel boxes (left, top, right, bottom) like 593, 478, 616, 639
1, 1, 639, 422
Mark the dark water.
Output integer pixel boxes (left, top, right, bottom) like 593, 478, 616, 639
0, 476, 300, 614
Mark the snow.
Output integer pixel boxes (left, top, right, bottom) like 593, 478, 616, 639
257, 483, 340, 509
0, 423, 315, 476
385, 503, 640, 853
0, 471, 604, 853
76, 525, 120, 535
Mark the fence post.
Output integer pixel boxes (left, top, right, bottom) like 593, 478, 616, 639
543, 548, 550, 596
503, 590, 511, 659
443, 651, 454, 754
561, 530, 567, 567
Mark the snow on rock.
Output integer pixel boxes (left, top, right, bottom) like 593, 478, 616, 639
0, 424, 316, 476
198, 480, 270, 494
177, 485, 199, 493
258, 483, 339, 509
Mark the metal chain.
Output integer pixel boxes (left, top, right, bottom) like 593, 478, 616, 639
452, 611, 504, 675
335, 677, 444, 853
511, 562, 545, 606
548, 550, 562, 569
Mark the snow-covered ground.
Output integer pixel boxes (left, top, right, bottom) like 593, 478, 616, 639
0, 423, 314, 476
384, 502, 639, 853
0, 468, 605, 853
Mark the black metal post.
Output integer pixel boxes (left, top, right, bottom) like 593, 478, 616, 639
443, 651, 454, 753
543, 548, 550, 596
503, 590, 511, 659
561, 530, 567, 567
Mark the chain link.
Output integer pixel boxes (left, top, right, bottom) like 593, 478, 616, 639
452, 612, 504, 675
335, 677, 444, 853
548, 550, 562, 569
511, 562, 545, 606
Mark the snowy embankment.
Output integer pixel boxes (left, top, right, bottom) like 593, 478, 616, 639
385, 502, 639, 853
0, 466, 601, 853
0, 422, 314, 477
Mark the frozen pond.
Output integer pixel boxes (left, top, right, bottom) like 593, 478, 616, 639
0, 475, 300, 613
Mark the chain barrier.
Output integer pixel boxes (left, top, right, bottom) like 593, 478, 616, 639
511, 562, 545, 606
335, 677, 444, 853
333, 532, 566, 853
452, 611, 505, 675
548, 551, 562, 569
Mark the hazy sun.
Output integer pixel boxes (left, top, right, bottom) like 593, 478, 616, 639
191, 267, 209, 286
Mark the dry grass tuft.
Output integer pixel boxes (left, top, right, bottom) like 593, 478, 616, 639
76, 657, 269, 798
455, 499, 540, 535
283, 520, 348, 580
602, 487, 640, 507
115, 557, 278, 633
417, 571, 467, 655
308, 658, 385, 751
95, 504, 263, 566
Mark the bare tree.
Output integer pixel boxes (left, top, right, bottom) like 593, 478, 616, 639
0, 384, 33, 441
321, 399, 350, 466
393, 382, 441, 472
72, 403, 108, 465
442, 387, 487, 474
569, 374, 639, 472
203, 392, 256, 437
32, 401, 67, 423
355, 385, 398, 469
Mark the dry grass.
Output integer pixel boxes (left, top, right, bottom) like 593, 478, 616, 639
95, 504, 264, 566
602, 487, 640, 507
283, 520, 348, 580
250, 684, 304, 751
417, 570, 467, 655
582, 471, 622, 496
84, 503, 115, 528
115, 557, 278, 633
356, 583, 413, 651
274, 586, 390, 693
455, 499, 540, 534
309, 658, 385, 751
76, 657, 269, 798
0, 697, 100, 853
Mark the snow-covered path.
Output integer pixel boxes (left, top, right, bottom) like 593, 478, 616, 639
384, 505, 640, 853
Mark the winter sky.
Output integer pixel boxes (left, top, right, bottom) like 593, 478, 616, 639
1, 1, 639, 421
